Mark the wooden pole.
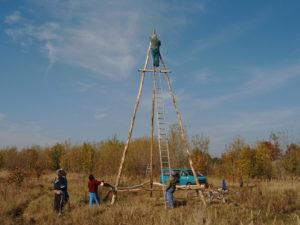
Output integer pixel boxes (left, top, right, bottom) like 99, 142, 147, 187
159, 54, 207, 206
150, 72, 155, 197
111, 42, 151, 205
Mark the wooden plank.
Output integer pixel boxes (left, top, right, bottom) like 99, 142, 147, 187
138, 69, 171, 73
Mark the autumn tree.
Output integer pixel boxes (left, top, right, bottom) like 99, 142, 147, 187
47, 143, 65, 170
1, 147, 19, 170
236, 146, 255, 178
269, 132, 282, 160
252, 142, 273, 179
168, 125, 188, 168
221, 137, 248, 181
20, 146, 39, 171
94, 136, 124, 176
0, 152, 4, 169
80, 143, 95, 174
125, 137, 157, 176
191, 134, 211, 175
282, 143, 300, 176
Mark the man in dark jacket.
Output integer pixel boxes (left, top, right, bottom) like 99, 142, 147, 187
88, 174, 104, 207
165, 171, 178, 208
53, 169, 69, 215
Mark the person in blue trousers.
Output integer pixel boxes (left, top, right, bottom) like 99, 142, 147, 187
222, 179, 228, 191
88, 174, 104, 207
150, 31, 161, 67
165, 171, 178, 209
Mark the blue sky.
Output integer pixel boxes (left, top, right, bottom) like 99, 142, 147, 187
0, 0, 300, 155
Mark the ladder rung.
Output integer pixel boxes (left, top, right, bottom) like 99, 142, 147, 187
159, 135, 167, 138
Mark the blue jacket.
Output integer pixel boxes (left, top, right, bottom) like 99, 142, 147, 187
54, 176, 69, 201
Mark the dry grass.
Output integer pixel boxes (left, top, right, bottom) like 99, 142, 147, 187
0, 171, 299, 225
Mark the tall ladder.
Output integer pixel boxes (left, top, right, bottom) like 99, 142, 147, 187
153, 70, 171, 180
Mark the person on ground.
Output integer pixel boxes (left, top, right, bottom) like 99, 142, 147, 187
222, 179, 228, 192
239, 177, 244, 188
53, 168, 69, 215
165, 171, 178, 209
88, 174, 104, 207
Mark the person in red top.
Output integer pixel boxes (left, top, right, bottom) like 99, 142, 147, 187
88, 174, 104, 207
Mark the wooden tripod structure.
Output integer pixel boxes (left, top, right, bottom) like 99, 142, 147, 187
111, 31, 206, 206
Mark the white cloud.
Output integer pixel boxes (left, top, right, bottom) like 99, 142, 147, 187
74, 81, 95, 93
240, 63, 300, 95
0, 119, 56, 148
7, 121, 42, 133
92, 106, 109, 121
176, 16, 265, 65
5, 11, 22, 24
192, 62, 300, 110
0, 113, 6, 121
189, 20, 255, 55
0, 130, 55, 148
94, 113, 107, 120
193, 107, 300, 155
193, 68, 219, 83
5, 1, 205, 79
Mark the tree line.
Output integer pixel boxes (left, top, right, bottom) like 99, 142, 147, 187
0, 128, 299, 180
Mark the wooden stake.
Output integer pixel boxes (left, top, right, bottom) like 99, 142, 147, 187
111, 42, 151, 205
159, 54, 207, 206
150, 72, 155, 197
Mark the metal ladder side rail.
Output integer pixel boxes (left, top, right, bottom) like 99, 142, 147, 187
154, 71, 167, 176
153, 70, 167, 207
157, 72, 172, 174
154, 72, 170, 175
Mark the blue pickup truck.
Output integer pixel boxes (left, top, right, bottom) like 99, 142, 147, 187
160, 168, 207, 186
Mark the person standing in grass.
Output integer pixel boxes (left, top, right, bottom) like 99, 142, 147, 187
165, 171, 178, 209
53, 168, 69, 215
222, 179, 228, 191
88, 174, 104, 207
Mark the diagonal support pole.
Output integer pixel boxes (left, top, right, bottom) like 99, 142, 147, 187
111, 42, 151, 205
159, 53, 207, 206
150, 71, 155, 197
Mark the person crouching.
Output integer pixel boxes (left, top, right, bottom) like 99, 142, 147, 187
88, 174, 104, 207
165, 171, 178, 209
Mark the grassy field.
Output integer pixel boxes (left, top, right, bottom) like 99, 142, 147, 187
0, 171, 299, 225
